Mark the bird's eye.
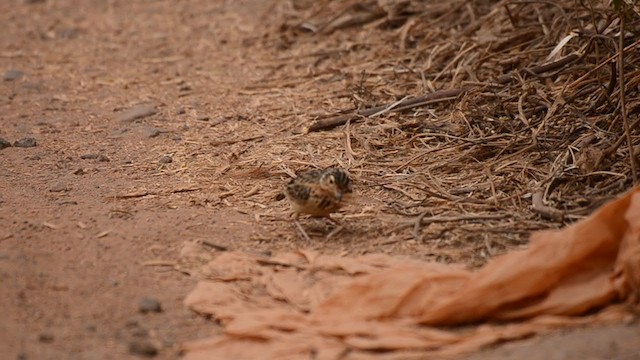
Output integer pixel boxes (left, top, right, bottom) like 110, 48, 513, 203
328, 176, 335, 184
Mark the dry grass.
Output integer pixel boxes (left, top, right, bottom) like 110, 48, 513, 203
175, 0, 640, 268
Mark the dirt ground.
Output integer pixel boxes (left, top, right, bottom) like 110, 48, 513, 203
1, 0, 638, 359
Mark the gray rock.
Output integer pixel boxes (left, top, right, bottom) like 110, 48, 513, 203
158, 156, 172, 164
128, 340, 158, 357
0, 138, 11, 150
38, 332, 54, 343
3, 70, 24, 81
141, 126, 161, 138
117, 104, 157, 122
80, 153, 99, 159
13, 137, 37, 147
138, 297, 162, 313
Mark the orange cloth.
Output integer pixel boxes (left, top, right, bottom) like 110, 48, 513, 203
183, 188, 640, 359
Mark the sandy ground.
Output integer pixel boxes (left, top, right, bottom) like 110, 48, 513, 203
1, 0, 638, 359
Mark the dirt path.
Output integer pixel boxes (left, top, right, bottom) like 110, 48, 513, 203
0, 1, 271, 358
1, 1, 638, 359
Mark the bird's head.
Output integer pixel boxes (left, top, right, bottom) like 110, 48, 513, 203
321, 168, 353, 201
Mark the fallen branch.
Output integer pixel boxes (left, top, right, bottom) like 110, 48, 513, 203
306, 53, 581, 132
306, 88, 467, 132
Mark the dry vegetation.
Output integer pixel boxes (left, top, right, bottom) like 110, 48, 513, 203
180, 0, 640, 267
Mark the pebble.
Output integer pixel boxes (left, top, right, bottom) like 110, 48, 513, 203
38, 332, 54, 343
3, 69, 24, 81
13, 137, 37, 148
0, 137, 11, 150
49, 183, 70, 192
128, 340, 158, 357
80, 153, 109, 162
57, 28, 79, 39
138, 297, 162, 313
117, 104, 157, 122
158, 156, 172, 164
141, 126, 161, 138
196, 115, 209, 121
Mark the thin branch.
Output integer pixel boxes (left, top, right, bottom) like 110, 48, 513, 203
306, 53, 580, 132
618, 14, 637, 183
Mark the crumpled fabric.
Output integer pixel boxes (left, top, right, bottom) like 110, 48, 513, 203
182, 188, 640, 359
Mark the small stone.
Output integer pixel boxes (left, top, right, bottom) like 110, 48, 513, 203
85, 324, 97, 332
175, 108, 185, 115
117, 104, 157, 122
196, 115, 209, 121
158, 156, 172, 164
131, 327, 149, 338
57, 28, 79, 39
80, 153, 99, 160
141, 126, 161, 138
128, 340, 158, 357
97, 154, 110, 162
138, 297, 162, 313
73, 168, 85, 175
38, 332, 54, 343
13, 137, 37, 148
3, 69, 24, 81
0, 138, 11, 150
125, 320, 139, 328
49, 183, 70, 192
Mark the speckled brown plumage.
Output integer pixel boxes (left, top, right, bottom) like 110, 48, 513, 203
285, 168, 353, 219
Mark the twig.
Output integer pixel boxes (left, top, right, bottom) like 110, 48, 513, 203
210, 135, 264, 147
306, 88, 468, 132
494, 53, 580, 85
201, 240, 229, 251
383, 184, 424, 201
395, 213, 510, 233
114, 187, 201, 199
306, 52, 581, 132
170, 187, 202, 194
413, 211, 429, 241
141, 260, 178, 267
568, 38, 640, 88
255, 257, 307, 270
595, 116, 640, 169
115, 191, 153, 199
618, 15, 637, 183
531, 190, 564, 220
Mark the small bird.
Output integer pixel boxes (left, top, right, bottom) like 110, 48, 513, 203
285, 167, 353, 240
